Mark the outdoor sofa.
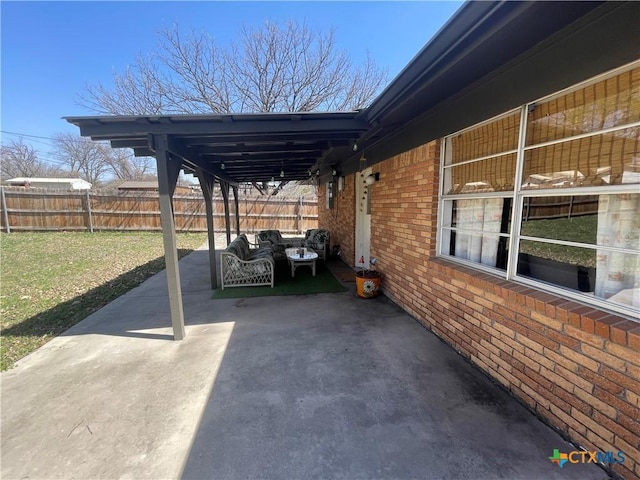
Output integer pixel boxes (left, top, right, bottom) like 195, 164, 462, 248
254, 228, 329, 261
255, 229, 302, 261
220, 234, 275, 289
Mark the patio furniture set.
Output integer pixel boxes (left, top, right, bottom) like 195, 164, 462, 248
220, 229, 329, 289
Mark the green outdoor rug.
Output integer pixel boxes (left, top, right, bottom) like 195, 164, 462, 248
212, 261, 347, 299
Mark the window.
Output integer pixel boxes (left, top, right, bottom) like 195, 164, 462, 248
438, 62, 640, 318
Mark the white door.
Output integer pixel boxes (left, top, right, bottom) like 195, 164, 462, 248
355, 168, 372, 269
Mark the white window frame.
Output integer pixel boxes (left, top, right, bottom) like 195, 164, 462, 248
437, 60, 640, 319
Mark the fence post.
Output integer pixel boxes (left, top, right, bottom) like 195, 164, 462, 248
85, 190, 94, 233
1, 187, 10, 233
298, 196, 303, 234
568, 195, 574, 220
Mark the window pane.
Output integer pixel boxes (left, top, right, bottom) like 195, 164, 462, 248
446, 198, 510, 270
449, 111, 520, 164
518, 241, 640, 309
518, 240, 596, 291
526, 67, 640, 145
520, 194, 640, 247
446, 154, 516, 194
522, 127, 640, 189
595, 251, 640, 302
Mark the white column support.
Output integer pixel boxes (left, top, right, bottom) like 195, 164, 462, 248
196, 167, 218, 289
154, 134, 185, 341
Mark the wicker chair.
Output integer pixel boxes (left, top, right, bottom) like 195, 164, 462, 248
303, 229, 330, 261
220, 235, 274, 289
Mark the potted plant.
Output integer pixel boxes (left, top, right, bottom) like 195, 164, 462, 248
355, 257, 381, 298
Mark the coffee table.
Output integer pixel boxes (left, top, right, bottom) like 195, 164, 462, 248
285, 248, 319, 278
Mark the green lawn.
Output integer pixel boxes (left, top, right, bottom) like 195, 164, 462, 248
520, 215, 598, 267
0, 231, 208, 371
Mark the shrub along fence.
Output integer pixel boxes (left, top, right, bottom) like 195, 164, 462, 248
0, 188, 318, 234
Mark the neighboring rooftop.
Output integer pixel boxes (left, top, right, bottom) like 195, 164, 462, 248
5, 177, 92, 190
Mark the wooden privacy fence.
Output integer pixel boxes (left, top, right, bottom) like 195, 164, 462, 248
0, 188, 318, 234
523, 195, 599, 221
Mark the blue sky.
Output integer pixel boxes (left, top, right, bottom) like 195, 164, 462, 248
1, 1, 462, 162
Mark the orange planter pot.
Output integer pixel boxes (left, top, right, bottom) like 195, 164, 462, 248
355, 271, 381, 298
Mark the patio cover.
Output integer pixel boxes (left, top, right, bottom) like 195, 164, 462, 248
65, 112, 370, 339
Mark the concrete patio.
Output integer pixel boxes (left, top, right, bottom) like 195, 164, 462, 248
1, 245, 609, 479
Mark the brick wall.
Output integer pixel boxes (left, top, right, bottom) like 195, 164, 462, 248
318, 176, 356, 265
370, 141, 640, 480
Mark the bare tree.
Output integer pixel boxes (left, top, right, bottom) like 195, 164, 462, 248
0, 139, 62, 179
79, 21, 388, 115
51, 133, 157, 186
51, 133, 112, 186
105, 149, 155, 181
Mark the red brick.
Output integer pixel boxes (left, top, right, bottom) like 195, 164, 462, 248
525, 329, 561, 352
580, 315, 596, 334
554, 363, 594, 393
567, 308, 582, 328
612, 463, 636, 480
594, 317, 621, 340
548, 403, 586, 434
627, 327, 640, 352
610, 321, 638, 347
521, 382, 551, 409
545, 297, 566, 319
578, 366, 625, 396
545, 329, 581, 350
531, 310, 563, 331
553, 384, 592, 415
592, 410, 640, 447
523, 347, 555, 371
571, 408, 615, 443
618, 412, 640, 439
614, 437, 640, 471
560, 345, 599, 371
581, 343, 626, 372
555, 303, 570, 323
593, 386, 640, 420
511, 385, 537, 410
601, 365, 640, 395
524, 291, 552, 313
604, 341, 640, 368
563, 323, 605, 348
574, 386, 618, 419
526, 366, 555, 390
